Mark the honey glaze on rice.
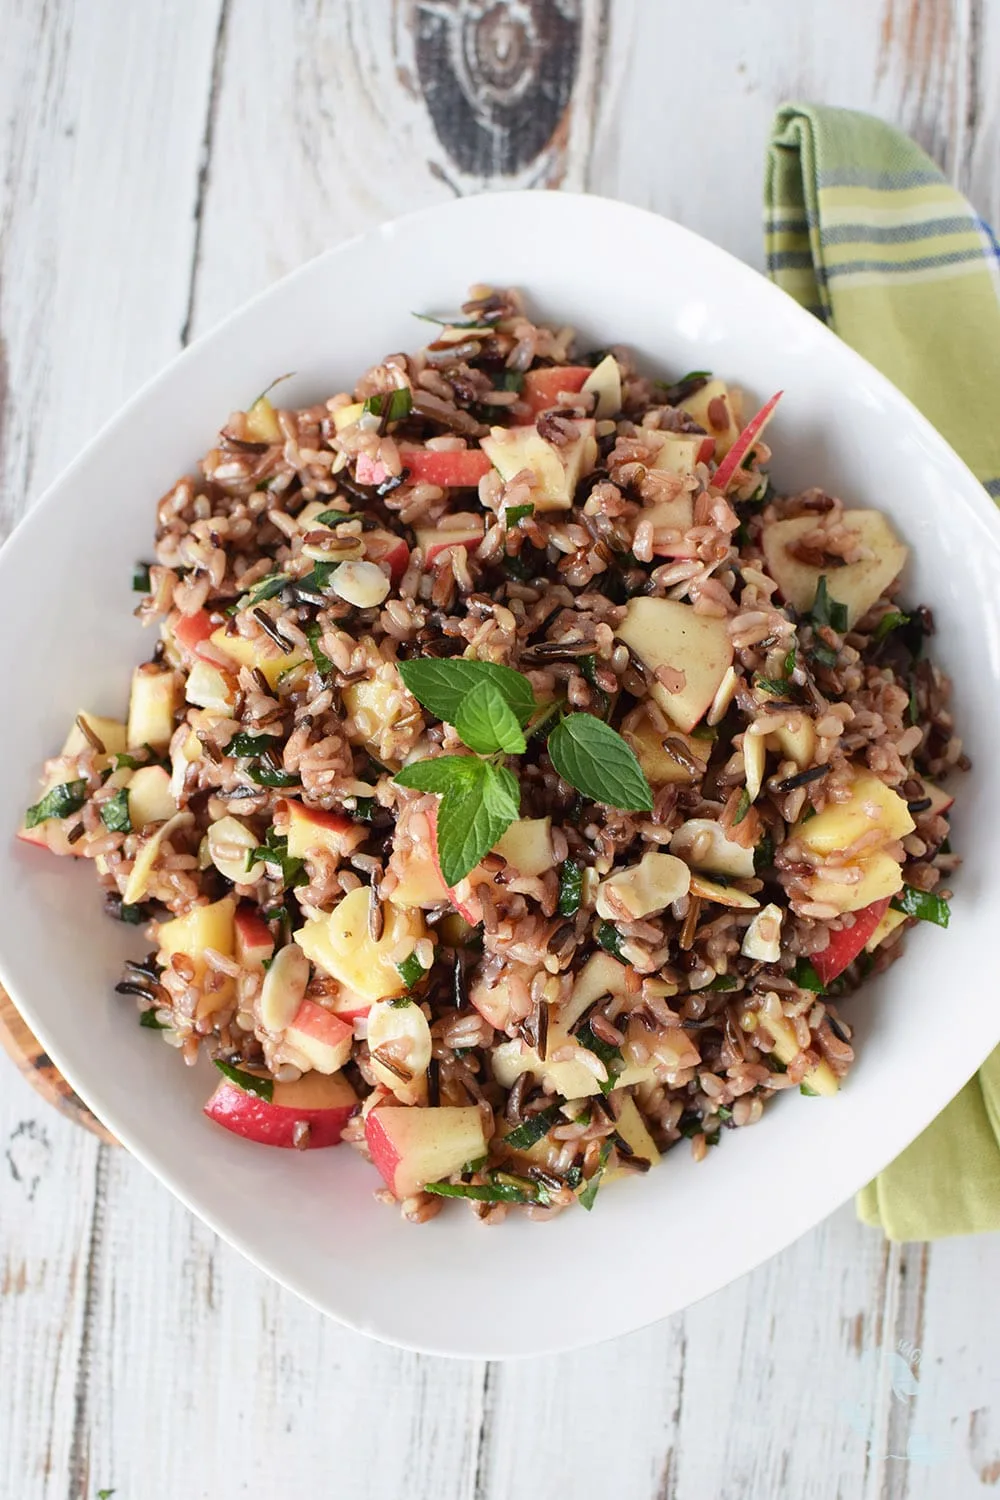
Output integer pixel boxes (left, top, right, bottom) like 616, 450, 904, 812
19, 286, 964, 1222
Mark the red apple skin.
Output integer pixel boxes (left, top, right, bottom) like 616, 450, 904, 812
204, 1072, 356, 1148
398, 447, 492, 489
416, 526, 484, 566
169, 609, 217, 663
328, 990, 372, 1022
712, 391, 783, 492
362, 528, 409, 584
811, 897, 891, 987
16, 821, 78, 857
234, 905, 275, 966
287, 1000, 353, 1071
365, 1108, 402, 1189
696, 435, 716, 464
522, 365, 592, 415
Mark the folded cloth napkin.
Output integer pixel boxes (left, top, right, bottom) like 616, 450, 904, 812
764, 103, 1000, 1240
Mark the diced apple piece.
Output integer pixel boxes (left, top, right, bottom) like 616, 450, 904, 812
342, 664, 414, 763
649, 431, 713, 476
604, 1095, 661, 1181
581, 355, 622, 418
522, 365, 591, 415
234, 904, 275, 966
123, 810, 193, 906
285, 1000, 353, 1074
285, 801, 365, 861
492, 1035, 657, 1100
768, 713, 816, 771
761, 510, 909, 628
157, 894, 236, 1015
397, 445, 493, 488
616, 597, 734, 733
166, 610, 218, 665
61, 712, 128, 762
327, 987, 373, 1022
333, 400, 365, 432
365, 1104, 488, 1199
622, 717, 710, 786
387, 842, 450, 908
670, 818, 756, 879
259, 942, 310, 1031
127, 765, 175, 829
245, 394, 282, 444
804, 850, 905, 915
480, 420, 597, 512
367, 998, 432, 1104
204, 1069, 357, 1148
596, 853, 690, 921
208, 623, 308, 690
185, 660, 237, 713
127, 666, 178, 751
426, 803, 486, 924
917, 780, 954, 817
794, 772, 914, 856
362, 528, 410, 585
169, 726, 202, 803
760, 1011, 840, 1096
711, 390, 782, 492
677, 378, 742, 458
561, 952, 633, 1032
864, 905, 908, 953
494, 817, 554, 877
642, 493, 697, 558
414, 516, 484, 565
295, 885, 427, 1005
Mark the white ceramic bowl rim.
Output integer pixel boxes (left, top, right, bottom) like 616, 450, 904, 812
1, 191, 999, 1359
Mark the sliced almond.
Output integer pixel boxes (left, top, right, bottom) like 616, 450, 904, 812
741, 902, 783, 961
259, 942, 311, 1032
596, 852, 691, 921
689, 873, 760, 911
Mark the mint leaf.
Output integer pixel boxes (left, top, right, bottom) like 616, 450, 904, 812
454, 680, 527, 755
397, 658, 535, 728
579, 1140, 613, 1210
436, 761, 519, 886
214, 1059, 274, 1101
892, 885, 950, 928
25, 779, 88, 829
810, 575, 848, 635
546, 715, 653, 812
363, 388, 412, 422
394, 755, 483, 797
99, 787, 132, 834
305, 623, 333, 676
873, 610, 910, 643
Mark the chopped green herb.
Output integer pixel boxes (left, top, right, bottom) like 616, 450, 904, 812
690, 722, 718, 741
578, 1140, 613, 1211
800, 1082, 820, 1096
505, 503, 534, 528
247, 572, 289, 606
25, 779, 88, 829
119, 902, 146, 925
755, 676, 791, 697
792, 958, 825, 992
547, 714, 653, 812
214, 1059, 274, 1101
139, 1010, 168, 1030
499, 369, 525, 392
873, 610, 910, 643
314, 508, 368, 527
754, 832, 775, 873
892, 885, 950, 928
424, 1179, 541, 1205
595, 920, 626, 961
704, 973, 740, 991
574, 1020, 621, 1095
784, 645, 797, 676
363, 387, 413, 423
132, 562, 151, 592
557, 860, 584, 916
396, 953, 427, 990
112, 751, 145, 770
717, 1106, 733, 1121
226, 731, 279, 758
578, 653, 610, 717
809, 641, 840, 670
732, 788, 751, 825
99, 787, 132, 834
504, 1106, 560, 1151
305, 622, 333, 676
297, 560, 339, 595
247, 764, 302, 789
97, 1490, 116, 1499
353, 797, 375, 822
249, 826, 306, 890
263, 904, 288, 923
809, 576, 849, 635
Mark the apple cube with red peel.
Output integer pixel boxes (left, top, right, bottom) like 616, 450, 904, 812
365, 1105, 488, 1199
810, 897, 895, 987
615, 597, 734, 733
234, 905, 275, 967
327, 986, 373, 1022
286, 999, 353, 1074
480, 421, 597, 511
285, 800, 365, 862
414, 516, 485, 566
761, 509, 908, 629
204, 1069, 357, 1148
166, 609, 218, 665
711, 390, 783, 492
296, 884, 429, 1004
398, 446, 493, 489
387, 841, 450, 908
677, 378, 743, 458
522, 365, 592, 415
362, 528, 410, 584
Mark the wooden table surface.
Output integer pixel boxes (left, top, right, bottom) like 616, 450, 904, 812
2, 3, 1000, 1497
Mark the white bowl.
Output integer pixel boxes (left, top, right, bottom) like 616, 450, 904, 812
1, 191, 997, 1359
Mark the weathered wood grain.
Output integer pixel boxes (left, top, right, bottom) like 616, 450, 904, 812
0, 987, 115, 1143
3, 3, 1000, 1499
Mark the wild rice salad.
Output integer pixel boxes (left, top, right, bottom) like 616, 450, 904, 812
19, 287, 963, 1222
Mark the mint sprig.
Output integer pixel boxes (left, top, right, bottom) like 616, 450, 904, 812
395, 756, 519, 887
547, 715, 653, 812
454, 680, 526, 755
397, 658, 535, 727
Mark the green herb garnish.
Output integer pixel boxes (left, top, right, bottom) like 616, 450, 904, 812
397, 657, 535, 729
424, 1177, 546, 1206
247, 765, 302, 789
547, 714, 653, 812
132, 563, 151, 592
214, 1059, 274, 1101
395, 755, 519, 888
557, 860, 584, 916
754, 832, 775, 873
363, 388, 413, 423
505, 503, 535, 528
809, 641, 840, 670
248, 826, 306, 889
784, 645, 797, 676
297, 560, 339, 595
396, 954, 427, 990
578, 1140, 613, 1211
792, 958, 825, 992
119, 902, 146, 925
892, 885, 950, 928
113, 751, 145, 771
305, 623, 333, 676
732, 788, 751, 825
873, 610, 910, 643
247, 572, 290, 606
595, 920, 626, 961
704, 973, 740, 991
139, 1010, 168, 1030
574, 1020, 621, 1095
755, 676, 790, 697
809, 576, 849, 635
25, 780, 88, 829
504, 1105, 560, 1151
800, 1082, 820, 1096
227, 731, 279, 758
453, 680, 527, 755
99, 787, 131, 834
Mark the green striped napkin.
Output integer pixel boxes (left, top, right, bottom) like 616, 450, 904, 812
765, 103, 1000, 1239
